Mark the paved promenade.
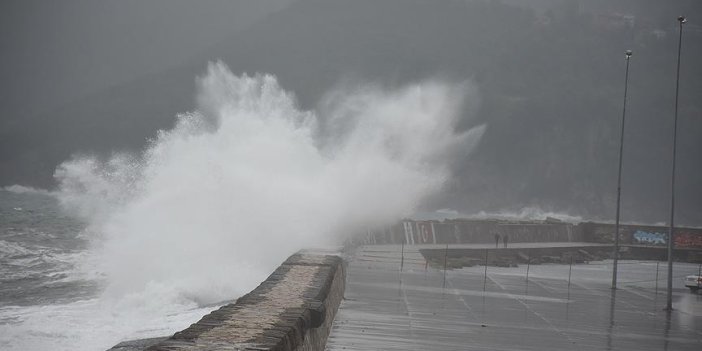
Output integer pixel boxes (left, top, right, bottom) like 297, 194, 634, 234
326, 244, 702, 350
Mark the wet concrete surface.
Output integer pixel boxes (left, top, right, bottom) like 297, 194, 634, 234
326, 245, 702, 350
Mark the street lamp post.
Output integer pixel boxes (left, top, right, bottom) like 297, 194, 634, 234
612, 50, 632, 290
666, 15, 686, 311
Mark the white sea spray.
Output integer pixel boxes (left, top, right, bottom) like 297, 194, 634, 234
33, 61, 486, 350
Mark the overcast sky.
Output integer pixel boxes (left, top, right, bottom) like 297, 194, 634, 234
0, 0, 292, 118
1, 0, 700, 225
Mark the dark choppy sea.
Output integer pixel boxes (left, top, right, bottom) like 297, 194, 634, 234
0, 188, 96, 307
0, 187, 214, 351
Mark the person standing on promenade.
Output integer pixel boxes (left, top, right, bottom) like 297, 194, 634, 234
503, 234, 509, 248
494, 233, 500, 248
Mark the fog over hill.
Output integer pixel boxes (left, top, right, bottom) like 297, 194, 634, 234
2, 0, 701, 225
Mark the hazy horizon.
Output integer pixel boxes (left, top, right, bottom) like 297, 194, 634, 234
2, 0, 701, 225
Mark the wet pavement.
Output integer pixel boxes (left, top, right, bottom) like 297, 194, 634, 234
326, 245, 702, 350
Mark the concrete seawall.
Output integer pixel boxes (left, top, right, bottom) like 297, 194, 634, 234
360, 219, 702, 260
110, 252, 345, 351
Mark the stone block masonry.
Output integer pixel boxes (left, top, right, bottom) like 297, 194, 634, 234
126, 253, 345, 351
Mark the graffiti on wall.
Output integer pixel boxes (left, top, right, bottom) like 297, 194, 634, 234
416, 222, 436, 244
630, 229, 702, 248
401, 221, 437, 244
402, 221, 415, 244
632, 230, 667, 246
674, 231, 702, 249
364, 220, 702, 247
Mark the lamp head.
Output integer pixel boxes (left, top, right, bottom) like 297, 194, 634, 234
678, 16, 687, 24
625, 50, 632, 59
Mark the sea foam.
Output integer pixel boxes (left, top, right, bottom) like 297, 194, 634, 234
44, 61, 485, 349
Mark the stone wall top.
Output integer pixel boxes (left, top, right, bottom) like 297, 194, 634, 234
136, 253, 344, 351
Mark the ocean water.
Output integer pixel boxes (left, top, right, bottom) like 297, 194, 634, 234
0, 187, 218, 350
0, 62, 485, 350
0, 188, 93, 307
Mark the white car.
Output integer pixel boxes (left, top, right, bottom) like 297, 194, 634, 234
684, 275, 702, 292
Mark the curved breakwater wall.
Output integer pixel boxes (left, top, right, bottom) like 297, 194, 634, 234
361, 219, 583, 245
361, 219, 702, 250
111, 252, 345, 351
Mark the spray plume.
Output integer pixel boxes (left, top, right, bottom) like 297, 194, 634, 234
54, 61, 485, 304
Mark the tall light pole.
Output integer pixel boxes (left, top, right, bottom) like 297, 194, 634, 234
666, 15, 686, 311
612, 50, 632, 290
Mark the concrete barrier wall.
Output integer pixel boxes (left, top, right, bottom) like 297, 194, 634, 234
361, 219, 583, 245
359, 219, 702, 252
135, 253, 345, 351
581, 222, 702, 249
582, 222, 702, 261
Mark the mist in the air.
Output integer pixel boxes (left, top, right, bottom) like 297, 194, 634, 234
54, 61, 485, 303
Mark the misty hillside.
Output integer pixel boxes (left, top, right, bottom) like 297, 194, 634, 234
2, 0, 701, 224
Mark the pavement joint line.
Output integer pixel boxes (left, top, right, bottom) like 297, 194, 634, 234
568, 281, 611, 298
487, 274, 507, 291
526, 277, 562, 295
447, 280, 480, 321
353, 281, 571, 304
622, 286, 655, 301
507, 284, 580, 346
